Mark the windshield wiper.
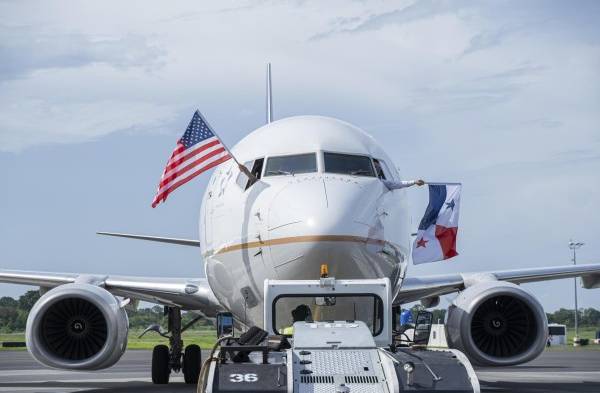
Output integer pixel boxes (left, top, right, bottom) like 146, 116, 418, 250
267, 170, 292, 176
350, 169, 370, 176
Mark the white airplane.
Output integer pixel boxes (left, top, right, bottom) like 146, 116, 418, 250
2, 65, 600, 384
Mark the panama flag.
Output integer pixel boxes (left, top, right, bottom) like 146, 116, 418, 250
412, 183, 461, 264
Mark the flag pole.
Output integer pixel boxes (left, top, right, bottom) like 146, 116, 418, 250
195, 110, 256, 181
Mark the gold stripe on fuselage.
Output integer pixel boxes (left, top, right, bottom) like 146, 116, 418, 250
203, 235, 389, 258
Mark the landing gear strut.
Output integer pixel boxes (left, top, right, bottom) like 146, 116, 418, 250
167, 306, 183, 374
145, 307, 203, 384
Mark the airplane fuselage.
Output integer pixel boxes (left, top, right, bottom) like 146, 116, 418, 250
200, 116, 411, 326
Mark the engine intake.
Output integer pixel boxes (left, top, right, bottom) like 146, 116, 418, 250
26, 283, 128, 370
446, 281, 547, 366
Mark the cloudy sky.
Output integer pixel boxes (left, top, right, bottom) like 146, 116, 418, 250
1, 1, 599, 311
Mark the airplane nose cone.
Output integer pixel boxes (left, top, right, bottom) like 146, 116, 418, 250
266, 175, 401, 280
268, 176, 327, 232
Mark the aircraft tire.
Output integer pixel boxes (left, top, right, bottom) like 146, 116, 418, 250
152, 345, 170, 384
183, 344, 202, 384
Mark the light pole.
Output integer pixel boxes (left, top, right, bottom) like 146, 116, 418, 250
569, 239, 584, 344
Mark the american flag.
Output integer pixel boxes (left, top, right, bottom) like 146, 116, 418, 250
151, 110, 231, 208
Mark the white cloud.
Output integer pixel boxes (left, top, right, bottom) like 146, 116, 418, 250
0, 28, 165, 81
1, 1, 597, 154
0, 97, 177, 152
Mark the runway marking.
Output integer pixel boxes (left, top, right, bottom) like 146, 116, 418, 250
0, 370, 78, 376
0, 369, 153, 377
0, 376, 186, 392
0, 376, 185, 383
478, 371, 600, 382
0, 389, 83, 392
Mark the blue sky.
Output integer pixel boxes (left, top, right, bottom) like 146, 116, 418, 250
1, 1, 599, 311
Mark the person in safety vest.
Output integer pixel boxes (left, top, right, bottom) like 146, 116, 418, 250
282, 304, 312, 335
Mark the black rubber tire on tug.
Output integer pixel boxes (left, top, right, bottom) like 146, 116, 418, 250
183, 344, 202, 384
152, 344, 171, 384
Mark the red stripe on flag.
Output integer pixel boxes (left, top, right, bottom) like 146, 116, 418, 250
435, 225, 458, 260
160, 143, 186, 174
152, 154, 231, 208
164, 139, 220, 173
172, 144, 185, 156
159, 147, 226, 188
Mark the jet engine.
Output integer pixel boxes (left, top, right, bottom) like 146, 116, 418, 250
26, 283, 128, 370
446, 281, 547, 366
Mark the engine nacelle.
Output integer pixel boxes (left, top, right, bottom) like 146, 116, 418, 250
26, 283, 128, 370
446, 281, 547, 366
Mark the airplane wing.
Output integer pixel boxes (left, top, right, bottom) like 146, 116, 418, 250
0, 269, 221, 315
396, 262, 600, 304
96, 231, 200, 247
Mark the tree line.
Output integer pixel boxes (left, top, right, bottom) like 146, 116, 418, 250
2, 291, 599, 333
545, 307, 600, 327
0, 290, 211, 333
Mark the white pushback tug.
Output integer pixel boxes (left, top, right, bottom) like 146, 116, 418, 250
198, 267, 480, 393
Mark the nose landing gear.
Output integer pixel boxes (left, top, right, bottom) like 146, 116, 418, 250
140, 307, 203, 384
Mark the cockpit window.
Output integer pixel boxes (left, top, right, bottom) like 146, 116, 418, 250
236, 158, 263, 190
373, 159, 386, 180
373, 158, 395, 181
379, 160, 395, 180
247, 158, 263, 188
265, 153, 317, 176
324, 152, 376, 177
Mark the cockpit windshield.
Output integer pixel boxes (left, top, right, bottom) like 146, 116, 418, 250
265, 153, 317, 176
324, 152, 376, 177
273, 294, 384, 336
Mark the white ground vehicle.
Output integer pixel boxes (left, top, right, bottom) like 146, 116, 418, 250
548, 324, 567, 345
199, 276, 480, 393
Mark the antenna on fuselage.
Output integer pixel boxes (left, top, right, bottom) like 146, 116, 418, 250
266, 63, 273, 124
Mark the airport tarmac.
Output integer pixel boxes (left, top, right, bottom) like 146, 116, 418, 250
0, 349, 599, 392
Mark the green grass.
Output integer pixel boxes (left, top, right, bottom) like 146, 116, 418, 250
1, 329, 217, 351
566, 326, 598, 342
127, 329, 217, 350
0, 333, 26, 350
